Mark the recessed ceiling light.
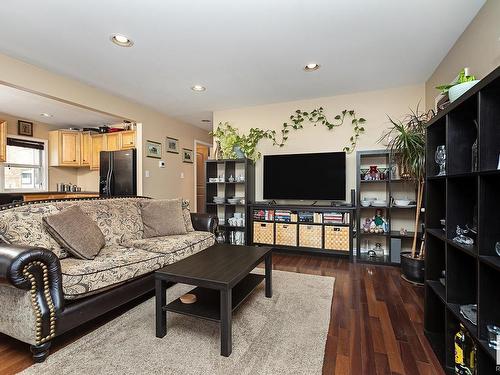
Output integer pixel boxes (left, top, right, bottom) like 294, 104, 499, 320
191, 85, 206, 92
40, 113, 53, 118
110, 34, 134, 47
201, 119, 211, 123
304, 63, 320, 72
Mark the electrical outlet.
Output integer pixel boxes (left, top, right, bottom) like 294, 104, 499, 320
145, 170, 150, 178
180, 172, 185, 179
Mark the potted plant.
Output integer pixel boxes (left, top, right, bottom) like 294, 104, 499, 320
436, 68, 480, 103
380, 106, 434, 284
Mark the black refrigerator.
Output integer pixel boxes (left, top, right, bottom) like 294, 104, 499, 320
99, 149, 137, 197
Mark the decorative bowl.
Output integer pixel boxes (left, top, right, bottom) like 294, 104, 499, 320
394, 199, 411, 206
449, 80, 480, 102
361, 200, 372, 207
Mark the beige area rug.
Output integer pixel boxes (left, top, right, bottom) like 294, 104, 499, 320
22, 270, 335, 375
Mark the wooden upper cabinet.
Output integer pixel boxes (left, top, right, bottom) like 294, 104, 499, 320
105, 132, 121, 151
90, 134, 105, 170
120, 130, 136, 149
0, 121, 6, 163
49, 130, 80, 166
80, 132, 91, 166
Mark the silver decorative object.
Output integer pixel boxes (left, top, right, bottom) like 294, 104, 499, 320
435, 145, 446, 176
453, 225, 474, 246
495, 242, 500, 256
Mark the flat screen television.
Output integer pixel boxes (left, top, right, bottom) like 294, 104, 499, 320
263, 152, 346, 200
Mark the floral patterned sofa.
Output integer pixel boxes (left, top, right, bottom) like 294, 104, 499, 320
0, 197, 217, 362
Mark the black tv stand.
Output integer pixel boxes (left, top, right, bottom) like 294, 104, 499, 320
249, 203, 355, 260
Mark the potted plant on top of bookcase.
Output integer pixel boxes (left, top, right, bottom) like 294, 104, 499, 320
380, 105, 434, 284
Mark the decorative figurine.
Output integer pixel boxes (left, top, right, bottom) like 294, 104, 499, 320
435, 145, 446, 176
400, 228, 408, 236
373, 209, 388, 233
453, 225, 474, 246
362, 218, 372, 233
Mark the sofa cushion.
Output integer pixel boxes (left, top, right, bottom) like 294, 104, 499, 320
124, 231, 215, 263
0, 203, 67, 258
43, 205, 106, 260
182, 199, 195, 232
65, 199, 145, 246
60, 245, 166, 299
140, 199, 187, 238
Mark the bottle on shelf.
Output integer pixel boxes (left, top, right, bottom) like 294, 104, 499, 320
454, 323, 476, 375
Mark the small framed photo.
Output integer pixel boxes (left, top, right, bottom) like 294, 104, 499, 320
166, 137, 179, 154
146, 140, 162, 159
182, 148, 194, 163
18, 120, 33, 136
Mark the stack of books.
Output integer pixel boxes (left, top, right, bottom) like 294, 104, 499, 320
323, 212, 350, 224
313, 212, 323, 223
275, 210, 292, 222
298, 212, 314, 223
253, 209, 274, 221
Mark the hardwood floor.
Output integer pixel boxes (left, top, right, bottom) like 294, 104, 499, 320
0, 253, 444, 375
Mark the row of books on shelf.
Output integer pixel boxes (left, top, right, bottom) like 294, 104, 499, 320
252, 209, 350, 224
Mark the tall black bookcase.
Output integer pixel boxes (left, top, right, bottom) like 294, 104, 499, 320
424, 66, 500, 374
205, 158, 255, 245
356, 150, 421, 265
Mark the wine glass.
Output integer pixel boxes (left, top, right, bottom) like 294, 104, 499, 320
435, 145, 446, 176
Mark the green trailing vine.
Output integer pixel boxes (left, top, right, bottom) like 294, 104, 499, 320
211, 108, 366, 161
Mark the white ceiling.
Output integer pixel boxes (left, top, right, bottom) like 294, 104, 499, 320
0, 0, 485, 130
0, 84, 123, 127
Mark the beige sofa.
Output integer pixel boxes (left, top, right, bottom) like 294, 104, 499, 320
0, 197, 217, 361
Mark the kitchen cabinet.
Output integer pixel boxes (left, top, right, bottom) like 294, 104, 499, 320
0, 121, 6, 163
105, 132, 121, 151
80, 132, 91, 166
120, 130, 136, 149
49, 130, 80, 166
90, 134, 105, 170
22, 192, 99, 202
49, 130, 136, 169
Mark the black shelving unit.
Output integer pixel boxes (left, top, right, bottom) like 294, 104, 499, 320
205, 159, 255, 245
356, 150, 421, 265
249, 203, 355, 259
424, 66, 500, 374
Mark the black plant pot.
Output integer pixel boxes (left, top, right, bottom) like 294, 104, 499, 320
400, 252, 425, 285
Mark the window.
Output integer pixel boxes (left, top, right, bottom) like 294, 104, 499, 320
1, 137, 47, 192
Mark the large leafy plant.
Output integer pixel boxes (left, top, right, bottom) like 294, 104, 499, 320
211, 108, 366, 161
379, 105, 434, 258
436, 68, 476, 94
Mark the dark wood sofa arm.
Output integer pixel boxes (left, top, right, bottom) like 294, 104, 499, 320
0, 243, 64, 358
190, 213, 219, 233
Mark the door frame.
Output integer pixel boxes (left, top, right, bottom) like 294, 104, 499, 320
193, 139, 212, 212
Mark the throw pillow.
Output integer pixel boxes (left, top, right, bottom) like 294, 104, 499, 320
43, 205, 106, 260
140, 199, 187, 238
182, 199, 195, 232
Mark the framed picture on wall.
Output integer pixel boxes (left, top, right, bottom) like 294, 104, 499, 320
182, 148, 194, 163
146, 140, 162, 159
18, 120, 33, 136
166, 137, 179, 153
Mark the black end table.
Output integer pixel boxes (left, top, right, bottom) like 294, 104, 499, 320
155, 244, 272, 357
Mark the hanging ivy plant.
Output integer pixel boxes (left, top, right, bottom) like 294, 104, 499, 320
211, 108, 366, 161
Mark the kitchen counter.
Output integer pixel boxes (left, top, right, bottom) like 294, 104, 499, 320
0, 191, 99, 203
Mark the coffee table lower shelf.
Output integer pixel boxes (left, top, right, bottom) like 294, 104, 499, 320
163, 273, 265, 322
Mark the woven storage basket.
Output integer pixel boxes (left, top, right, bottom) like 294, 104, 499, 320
324, 226, 350, 251
298, 224, 322, 248
275, 223, 297, 246
253, 222, 274, 245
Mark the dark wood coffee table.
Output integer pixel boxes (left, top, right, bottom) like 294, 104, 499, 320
155, 244, 272, 357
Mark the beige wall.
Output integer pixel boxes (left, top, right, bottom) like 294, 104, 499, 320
213, 84, 425, 202
0, 53, 212, 204
0, 111, 83, 190
425, 0, 500, 109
